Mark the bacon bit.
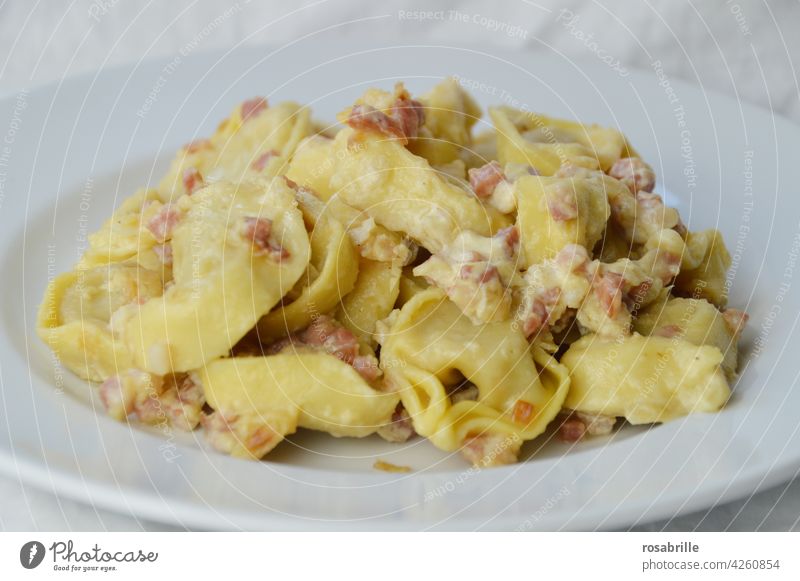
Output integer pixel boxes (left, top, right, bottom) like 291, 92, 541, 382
390, 96, 425, 140
377, 405, 416, 443
182, 167, 203, 194
722, 308, 749, 338
374, 460, 412, 473
283, 176, 299, 189
546, 183, 579, 221
147, 206, 181, 243
624, 279, 653, 310
251, 149, 279, 171
468, 161, 505, 199
459, 263, 499, 284
99, 376, 126, 416
594, 271, 624, 317
153, 243, 173, 266
523, 287, 561, 338
558, 416, 587, 443
654, 324, 683, 338
241, 97, 268, 122
300, 315, 360, 364
242, 216, 272, 251
242, 216, 288, 261
609, 157, 656, 194
512, 400, 535, 424
247, 425, 277, 450
654, 252, 681, 284
183, 139, 212, 154
461, 434, 520, 467
176, 375, 203, 406
555, 244, 591, 272
352, 355, 382, 381
496, 226, 520, 258
346, 104, 406, 141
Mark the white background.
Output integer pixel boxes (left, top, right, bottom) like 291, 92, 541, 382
1, 0, 798, 531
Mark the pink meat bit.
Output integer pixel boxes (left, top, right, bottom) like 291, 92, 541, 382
546, 183, 579, 221
183, 139, 212, 154
555, 244, 591, 273
176, 375, 203, 406
654, 324, 683, 338
182, 167, 203, 194
242, 216, 289, 261
351, 355, 382, 381
459, 263, 499, 284
300, 316, 360, 363
522, 287, 561, 338
558, 417, 587, 443
346, 104, 406, 142
251, 149, 279, 171
241, 97, 268, 122
594, 271, 625, 317
722, 308, 749, 337
609, 157, 656, 194
654, 251, 681, 284
153, 243, 173, 266
496, 226, 520, 258
147, 206, 181, 243
99, 376, 127, 415
468, 161, 505, 199
390, 96, 425, 140
624, 279, 653, 310
378, 405, 416, 443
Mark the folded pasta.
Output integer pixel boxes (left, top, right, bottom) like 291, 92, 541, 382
38, 79, 748, 467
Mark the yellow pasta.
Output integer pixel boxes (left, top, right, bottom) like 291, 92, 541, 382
515, 174, 610, 267
381, 289, 569, 455
329, 128, 508, 254
562, 333, 731, 423
38, 79, 747, 467
335, 257, 402, 346
117, 178, 311, 374
257, 187, 359, 339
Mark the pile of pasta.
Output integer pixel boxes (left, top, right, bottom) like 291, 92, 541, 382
38, 80, 747, 467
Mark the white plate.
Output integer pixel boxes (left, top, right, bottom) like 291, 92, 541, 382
1, 42, 799, 531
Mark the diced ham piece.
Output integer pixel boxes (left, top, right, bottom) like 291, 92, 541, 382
546, 182, 579, 221
390, 96, 425, 140
723, 308, 749, 338
251, 149, 279, 171
352, 355, 382, 381
593, 271, 624, 317
459, 263, 499, 284
301, 316, 360, 364
182, 167, 203, 194
377, 405, 416, 443
468, 161, 505, 199
347, 104, 406, 141
461, 433, 520, 467
153, 243, 173, 266
147, 206, 181, 243
201, 411, 282, 459
495, 226, 520, 258
241, 97, 268, 122
241, 216, 289, 261
522, 287, 561, 338
558, 417, 587, 442
609, 157, 656, 194
654, 324, 683, 338
183, 139, 212, 154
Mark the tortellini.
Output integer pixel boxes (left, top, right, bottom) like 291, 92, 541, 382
39, 80, 747, 467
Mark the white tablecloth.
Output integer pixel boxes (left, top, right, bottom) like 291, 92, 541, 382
1, 0, 798, 531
